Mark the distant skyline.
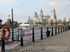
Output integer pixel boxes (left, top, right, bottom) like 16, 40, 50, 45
0, 0, 70, 23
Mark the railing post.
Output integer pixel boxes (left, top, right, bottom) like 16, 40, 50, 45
1, 39, 5, 52
64, 26, 66, 31
68, 25, 69, 30
46, 27, 50, 38
58, 26, 60, 34
17, 28, 19, 41
20, 28, 23, 46
63, 26, 64, 32
51, 27, 53, 36
55, 26, 57, 35
41, 27, 43, 40
60, 26, 61, 33
32, 28, 35, 42
61, 26, 62, 33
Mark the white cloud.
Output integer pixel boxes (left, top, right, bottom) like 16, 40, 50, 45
37, 0, 70, 7
50, 0, 57, 7
37, 0, 48, 6
0, 0, 16, 5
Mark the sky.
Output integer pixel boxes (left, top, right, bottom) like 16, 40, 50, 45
0, 0, 70, 23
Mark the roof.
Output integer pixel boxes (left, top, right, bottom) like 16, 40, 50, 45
19, 24, 30, 27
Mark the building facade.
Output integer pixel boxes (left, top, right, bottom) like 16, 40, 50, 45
28, 9, 57, 27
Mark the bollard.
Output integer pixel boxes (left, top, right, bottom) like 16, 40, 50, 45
51, 27, 53, 36
21, 37, 23, 46
1, 39, 5, 52
63, 26, 64, 32
67, 26, 68, 31
20, 28, 23, 46
18, 28, 19, 41
68, 25, 69, 30
55, 26, 57, 35
59, 26, 60, 33
65, 25, 66, 31
60, 26, 61, 33
46, 27, 50, 38
58, 26, 60, 34
64, 25, 66, 31
66, 26, 67, 31
41, 27, 43, 40
32, 28, 35, 42
61, 26, 62, 33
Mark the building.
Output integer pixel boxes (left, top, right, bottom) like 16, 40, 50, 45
28, 9, 57, 27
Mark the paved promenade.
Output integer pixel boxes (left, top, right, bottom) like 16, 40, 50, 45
9, 30, 70, 52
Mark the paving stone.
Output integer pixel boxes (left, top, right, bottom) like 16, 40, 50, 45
9, 30, 70, 52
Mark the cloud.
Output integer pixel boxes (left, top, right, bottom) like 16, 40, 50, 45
50, 0, 57, 7
0, 0, 16, 5
50, 0, 70, 7
37, 0, 70, 7
37, 0, 48, 6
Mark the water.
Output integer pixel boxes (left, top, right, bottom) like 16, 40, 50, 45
0, 27, 62, 44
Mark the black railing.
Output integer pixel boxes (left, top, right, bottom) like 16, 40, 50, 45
0, 25, 70, 52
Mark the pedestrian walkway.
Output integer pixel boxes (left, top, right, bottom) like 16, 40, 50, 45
9, 30, 70, 52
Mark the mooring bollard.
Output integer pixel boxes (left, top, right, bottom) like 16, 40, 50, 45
41, 27, 43, 40
46, 27, 50, 38
68, 25, 69, 30
64, 25, 66, 31
32, 28, 35, 42
21, 37, 23, 46
58, 26, 60, 34
59, 26, 61, 33
55, 26, 57, 35
51, 27, 53, 36
65, 26, 67, 31
63, 26, 64, 32
65, 25, 66, 31
18, 28, 19, 41
61, 26, 62, 33
1, 39, 5, 52
20, 28, 23, 46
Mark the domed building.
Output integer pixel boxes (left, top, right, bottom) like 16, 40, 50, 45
28, 9, 57, 27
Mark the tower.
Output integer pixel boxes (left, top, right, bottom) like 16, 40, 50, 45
40, 9, 43, 18
39, 9, 44, 22
53, 9, 57, 22
50, 9, 57, 22
34, 11, 38, 18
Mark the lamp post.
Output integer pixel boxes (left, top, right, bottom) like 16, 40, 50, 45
11, 9, 14, 41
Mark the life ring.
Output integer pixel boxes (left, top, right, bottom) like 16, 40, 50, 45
1, 26, 10, 40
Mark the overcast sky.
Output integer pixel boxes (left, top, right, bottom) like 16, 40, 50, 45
0, 0, 70, 23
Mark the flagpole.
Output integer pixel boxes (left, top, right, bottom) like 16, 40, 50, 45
11, 8, 14, 41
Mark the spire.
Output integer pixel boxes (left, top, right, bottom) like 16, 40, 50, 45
34, 11, 38, 18
53, 9, 57, 22
40, 9, 43, 18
